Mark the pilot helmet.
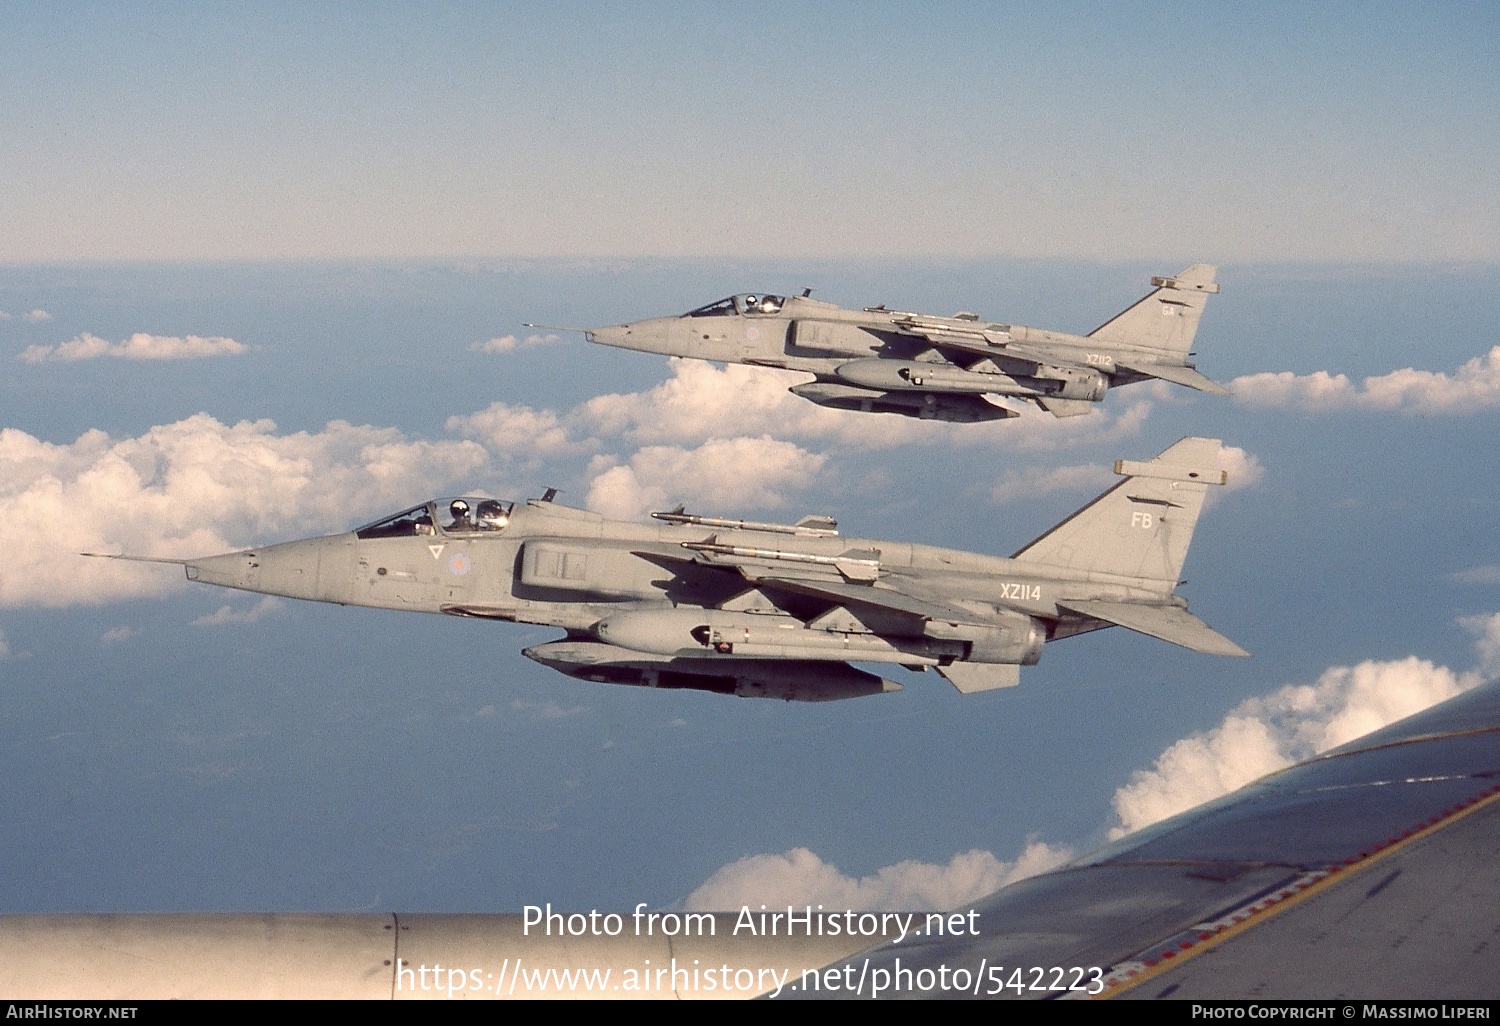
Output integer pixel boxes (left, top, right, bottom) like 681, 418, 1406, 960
449, 499, 470, 520
477, 499, 509, 527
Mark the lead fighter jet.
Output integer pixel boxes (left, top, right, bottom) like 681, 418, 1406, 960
582, 265, 1226, 423
95, 438, 1245, 702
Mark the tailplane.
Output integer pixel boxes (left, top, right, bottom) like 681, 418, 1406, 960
1012, 437, 1228, 587
1088, 264, 1219, 360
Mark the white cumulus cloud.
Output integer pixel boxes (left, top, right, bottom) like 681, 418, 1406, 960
0, 415, 489, 608
440, 358, 1165, 519
684, 840, 1074, 913
577, 359, 1161, 453
1459, 612, 1500, 679
991, 442, 1262, 507
193, 596, 286, 627
1107, 615, 1499, 838
1232, 346, 1500, 414
469, 332, 559, 354
583, 437, 828, 519
23, 309, 52, 323
1451, 565, 1500, 585
20, 333, 247, 364
990, 463, 1115, 504
686, 618, 1500, 912
445, 402, 592, 457
1215, 444, 1265, 492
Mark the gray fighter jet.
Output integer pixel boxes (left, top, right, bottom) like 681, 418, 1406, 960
96, 438, 1245, 702
582, 265, 1226, 422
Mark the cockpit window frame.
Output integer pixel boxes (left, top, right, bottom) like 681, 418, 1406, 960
354, 502, 437, 540
354, 498, 516, 540
437, 497, 516, 537
738, 293, 786, 317
683, 296, 739, 317
683, 294, 787, 318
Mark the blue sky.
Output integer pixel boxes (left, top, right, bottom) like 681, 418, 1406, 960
0, 4, 1497, 914
3, 2, 1498, 262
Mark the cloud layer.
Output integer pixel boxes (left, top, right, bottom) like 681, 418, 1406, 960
584, 438, 828, 519
2, 354, 1257, 607
444, 359, 1172, 518
683, 841, 1074, 913
1232, 346, 1500, 414
576, 359, 1163, 453
193, 596, 286, 627
1108, 614, 1498, 837
20, 333, 247, 364
1451, 565, 1500, 585
469, 332, 558, 354
0, 415, 487, 607
685, 615, 1499, 909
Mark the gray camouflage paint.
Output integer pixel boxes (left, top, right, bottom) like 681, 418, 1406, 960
108, 438, 1245, 702
584, 266, 1228, 423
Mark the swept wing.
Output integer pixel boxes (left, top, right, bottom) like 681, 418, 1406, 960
802, 676, 1500, 999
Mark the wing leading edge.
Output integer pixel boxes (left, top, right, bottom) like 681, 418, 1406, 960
796, 677, 1500, 1000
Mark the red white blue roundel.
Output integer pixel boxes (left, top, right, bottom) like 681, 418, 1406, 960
745, 324, 760, 341
449, 553, 472, 576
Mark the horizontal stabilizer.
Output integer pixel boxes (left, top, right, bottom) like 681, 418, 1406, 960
1117, 360, 1232, 395
1058, 600, 1248, 657
938, 662, 1020, 693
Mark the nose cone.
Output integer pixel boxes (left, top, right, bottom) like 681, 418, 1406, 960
587, 317, 691, 356
185, 534, 354, 604
184, 550, 262, 591
585, 323, 640, 351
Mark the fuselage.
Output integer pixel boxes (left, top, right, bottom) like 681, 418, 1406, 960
590, 294, 1133, 379
183, 497, 1158, 646
162, 432, 1241, 700
585, 276, 1226, 422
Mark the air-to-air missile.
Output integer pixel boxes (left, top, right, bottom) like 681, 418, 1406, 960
92, 438, 1245, 702
575, 265, 1226, 423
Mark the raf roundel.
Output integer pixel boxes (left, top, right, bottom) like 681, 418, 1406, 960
448, 553, 472, 577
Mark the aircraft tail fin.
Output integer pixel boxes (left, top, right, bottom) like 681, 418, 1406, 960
1012, 437, 1228, 588
1087, 264, 1218, 359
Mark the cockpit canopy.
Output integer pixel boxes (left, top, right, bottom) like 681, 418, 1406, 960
684, 294, 786, 318
355, 497, 515, 540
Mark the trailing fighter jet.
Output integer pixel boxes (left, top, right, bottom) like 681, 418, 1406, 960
581, 265, 1226, 423
92, 438, 1245, 702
